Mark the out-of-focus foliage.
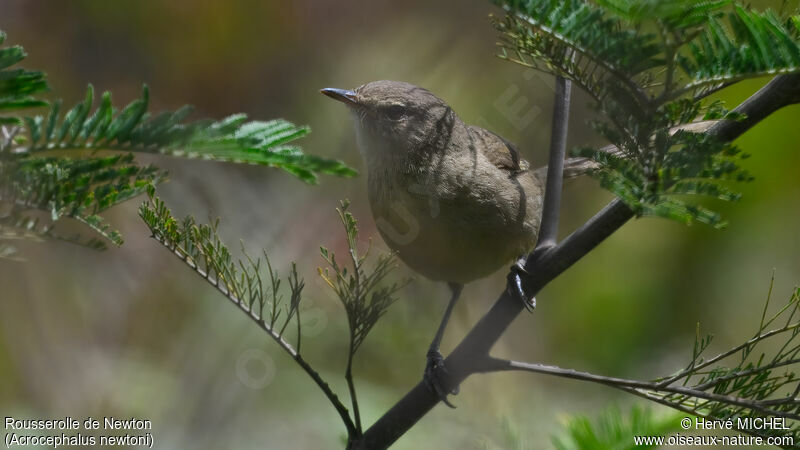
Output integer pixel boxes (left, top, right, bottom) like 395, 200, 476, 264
493, 0, 800, 227
551, 407, 680, 450
9, 152, 164, 248
0, 30, 355, 259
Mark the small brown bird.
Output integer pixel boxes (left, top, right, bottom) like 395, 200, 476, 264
322, 81, 549, 405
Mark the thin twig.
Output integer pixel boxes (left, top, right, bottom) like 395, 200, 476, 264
620, 388, 795, 444
149, 233, 358, 438
487, 359, 800, 420
346, 332, 362, 435
657, 322, 800, 389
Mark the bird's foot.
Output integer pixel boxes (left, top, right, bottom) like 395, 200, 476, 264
507, 259, 536, 312
424, 349, 459, 408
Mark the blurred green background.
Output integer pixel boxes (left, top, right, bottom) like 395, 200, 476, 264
0, 1, 798, 448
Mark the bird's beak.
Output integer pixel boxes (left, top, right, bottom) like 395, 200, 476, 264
320, 88, 358, 106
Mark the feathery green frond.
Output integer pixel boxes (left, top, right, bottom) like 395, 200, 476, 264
575, 126, 751, 228
319, 200, 409, 356
139, 189, 305, 343
318, 199, 409, 434
3, 152, 165, 248
493, 0, 659, 104
679, 7, 800, 90
22, 85, 356, 184
595, 0, 730, 27
493, 0, 796, 227
14, 153, 164, 217
0, 28, 356, 258
0, 31, 48, 124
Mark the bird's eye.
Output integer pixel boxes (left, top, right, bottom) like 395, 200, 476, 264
385, 104, 406, 121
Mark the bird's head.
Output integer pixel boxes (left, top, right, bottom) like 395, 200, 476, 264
321, 80, 456, 166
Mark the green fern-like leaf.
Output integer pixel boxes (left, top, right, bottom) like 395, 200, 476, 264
495, 0, 792, 228
0, 31, 48, 123
21, 85, 356, 184
139, 189, 306, 344
679, 6, 800, 89
493, 0, 661, 104
597, 0, 730, 23
0, 28, 355, 257
7, 153, 165, 246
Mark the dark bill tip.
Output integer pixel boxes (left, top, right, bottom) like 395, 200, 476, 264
320, 88, 358, 106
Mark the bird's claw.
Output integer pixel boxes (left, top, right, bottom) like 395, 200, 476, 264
508, 261, 536, 312
424, 349, 459, 408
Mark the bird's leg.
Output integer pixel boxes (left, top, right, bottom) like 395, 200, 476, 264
508, 256, 536, 312
424, 282, 463, 408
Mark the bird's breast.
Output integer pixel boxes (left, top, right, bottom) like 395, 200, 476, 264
366, 158, 542, 284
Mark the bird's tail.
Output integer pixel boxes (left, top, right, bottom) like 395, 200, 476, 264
539, 120, 719, 179
562, 154, 608, 179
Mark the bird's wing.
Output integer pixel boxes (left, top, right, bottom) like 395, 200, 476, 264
468, 126, 529, 174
